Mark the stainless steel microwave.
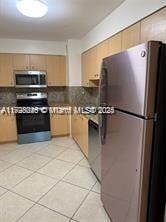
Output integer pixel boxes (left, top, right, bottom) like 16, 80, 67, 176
15, 71, 47, 88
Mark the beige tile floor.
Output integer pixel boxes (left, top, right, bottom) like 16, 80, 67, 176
0, 136, 110, 222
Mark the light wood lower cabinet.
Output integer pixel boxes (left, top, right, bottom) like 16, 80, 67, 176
0, 54, 14, 87
71, 114, 88, 157
0, 114, 17, 143
50, 114, 70, 136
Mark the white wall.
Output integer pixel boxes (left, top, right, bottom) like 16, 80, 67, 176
67, 39, 82, 86
0, 38, 67, 55
82, 0, 166, 52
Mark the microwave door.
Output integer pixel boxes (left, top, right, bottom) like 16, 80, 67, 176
15, 71, 47, 88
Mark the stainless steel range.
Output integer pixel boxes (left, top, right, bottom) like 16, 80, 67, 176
16, 92, 51, 144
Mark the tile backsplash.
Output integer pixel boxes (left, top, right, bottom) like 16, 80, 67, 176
0, 87, 99, 106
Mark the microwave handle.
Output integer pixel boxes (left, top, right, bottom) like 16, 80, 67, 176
38, 75, 41, 85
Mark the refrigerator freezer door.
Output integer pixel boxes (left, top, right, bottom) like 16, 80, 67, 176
101, 111, 154, 222
103, 41, 159, 117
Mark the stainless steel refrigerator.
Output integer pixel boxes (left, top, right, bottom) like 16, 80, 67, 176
99, 41, 165, 222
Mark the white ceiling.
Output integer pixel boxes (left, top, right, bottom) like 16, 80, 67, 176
0, 0, 125, 41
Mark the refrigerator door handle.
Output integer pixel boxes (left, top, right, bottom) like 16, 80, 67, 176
99, 62, 108, 145
100, 114, 107, 145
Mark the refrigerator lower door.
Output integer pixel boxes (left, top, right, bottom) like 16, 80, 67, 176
101, 111, 154, 222
88, 120, 101, 181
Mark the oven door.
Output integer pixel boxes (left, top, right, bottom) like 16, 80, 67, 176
16, 98, 50, 134
16, 111, 50, 134
15, 71, 47, 88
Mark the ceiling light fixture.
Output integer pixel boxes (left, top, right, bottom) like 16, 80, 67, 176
16, 0, 48, 18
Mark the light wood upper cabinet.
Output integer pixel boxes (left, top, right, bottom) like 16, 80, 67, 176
91, 40, 108, 80
29, 55, 46, 71
13, 54, 30, 70
107, 33, 122, 56
47, 56, 66, 86
13, 54, 46, 71
89, 47, 98, 80
0, 114, 17, 143
141, 7, 166, 43
82, 51, 90, 87
122, 23, 141, 50
0, 54, 14, 87
97, 40, 108, 63
82, 41, 108, 85
50, 114, 70, 136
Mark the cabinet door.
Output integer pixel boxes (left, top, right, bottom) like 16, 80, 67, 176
50, 114, 70, 136
107, 33, 122, 56
71, 114, 79, 143
29, 55, 46, 70
82, 51, 91, 87
47, 56, 66, 86
82, 52, 90, 87
0, 114, 17, 142
89, 47, 98, 80
122, 23, 141, 50
59, 56, 66, 85
13, 54, 30, 70
78, 115, 88, 157
95, 40, 108, 79
141, 7, 166, 43
71, 115, 88, 157
71, 114, 76, 138
0, 54, 14, 87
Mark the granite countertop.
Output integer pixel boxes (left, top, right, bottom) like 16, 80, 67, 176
49, 102, 70, 107
85, 114, 99, 125
0, 103, 16, 107
49, 102, 99, 124
0, 102, 99, 124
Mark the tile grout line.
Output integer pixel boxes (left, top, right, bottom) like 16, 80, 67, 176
16, 202, 36, 222
14, 155, 80, 221
70, 174, 99, 221
33, 148, 86, 219
69, 159, 100, 221
9, 141, 83, 221
0, 142, 85, 197
0, 140, 80, 192
0, 138, 97, 221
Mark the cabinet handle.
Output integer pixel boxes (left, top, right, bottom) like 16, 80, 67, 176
31, 66, 34, 70
26, 66, 29, 70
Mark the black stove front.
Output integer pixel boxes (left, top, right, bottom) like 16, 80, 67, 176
16, 93, 51, 144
